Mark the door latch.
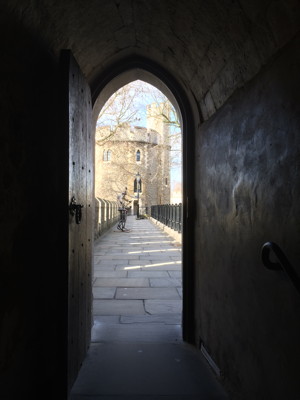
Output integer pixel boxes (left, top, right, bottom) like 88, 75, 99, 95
69, 196, 84, 224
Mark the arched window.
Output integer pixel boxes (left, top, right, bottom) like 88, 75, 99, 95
136, 150, 141, 162
134, 178, 142, 193
103, 150, 112, 162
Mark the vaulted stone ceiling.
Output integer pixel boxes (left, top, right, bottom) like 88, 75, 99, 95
4, 0, 299, 119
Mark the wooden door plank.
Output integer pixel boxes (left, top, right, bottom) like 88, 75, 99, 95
61, 50, 93, 393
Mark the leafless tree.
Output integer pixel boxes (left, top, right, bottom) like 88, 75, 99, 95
95, 81, 182, 206
96, 80, 182, 170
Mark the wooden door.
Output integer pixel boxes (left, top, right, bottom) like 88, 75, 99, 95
61, 50, 93, 393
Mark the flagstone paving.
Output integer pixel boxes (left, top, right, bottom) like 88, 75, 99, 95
92, 215, 182, 343
71, 216, 229, 400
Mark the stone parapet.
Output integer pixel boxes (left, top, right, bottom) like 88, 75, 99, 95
96, 125, 159, 145
94, 198, 118, 239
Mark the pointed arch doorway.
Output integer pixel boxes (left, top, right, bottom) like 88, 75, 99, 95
91, 56, 197, 345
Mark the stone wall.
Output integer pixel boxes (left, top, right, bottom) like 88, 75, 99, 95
194, 35, 300, 400
94, 198, 119, 239
95, 122, 170, 209
0, 1, 299, 399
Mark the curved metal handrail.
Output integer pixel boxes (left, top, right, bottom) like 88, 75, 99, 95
261, 242, 300, 294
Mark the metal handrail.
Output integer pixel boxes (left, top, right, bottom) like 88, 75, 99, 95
151, 203, 182, 233
261, 242, 300, 294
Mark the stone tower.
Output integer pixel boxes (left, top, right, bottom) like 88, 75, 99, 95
146, 102, 171, 204
95, 103, 171, 214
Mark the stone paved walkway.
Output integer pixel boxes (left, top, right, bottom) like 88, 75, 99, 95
91, 215, 182, 343
71, 216, 229, 399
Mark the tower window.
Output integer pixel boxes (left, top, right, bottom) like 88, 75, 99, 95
134, 178, 142, 193
103, 150, 112, 161
136, 150, 141, 162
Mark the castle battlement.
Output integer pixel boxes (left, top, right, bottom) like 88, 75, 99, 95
96, 124, 160, 145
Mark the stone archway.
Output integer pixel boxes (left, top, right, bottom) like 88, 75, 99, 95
91, 56, 198, 344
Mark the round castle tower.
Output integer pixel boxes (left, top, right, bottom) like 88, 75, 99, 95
95, 103, 171, 214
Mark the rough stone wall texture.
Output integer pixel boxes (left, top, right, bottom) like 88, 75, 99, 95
0, 0, 299, 398
95, 123, 170, 208
4, 1, 299, 116
195, 35, 300, 400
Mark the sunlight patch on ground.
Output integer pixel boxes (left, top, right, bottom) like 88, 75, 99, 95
130, 236, 166, 239
128, 249, 180, 254
124, 261, 181, 270
129, 241, 174, 245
